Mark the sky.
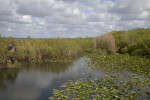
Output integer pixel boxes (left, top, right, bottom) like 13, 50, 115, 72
0, 0, 150, 38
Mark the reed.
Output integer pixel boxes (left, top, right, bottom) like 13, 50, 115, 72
93, 33, 116, 54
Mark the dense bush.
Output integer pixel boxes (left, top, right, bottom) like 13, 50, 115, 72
93, 28, 150, 57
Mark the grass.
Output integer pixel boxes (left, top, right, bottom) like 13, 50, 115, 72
93, 33, 116, 54
0, 37, 93, 67
0, 28, 150, 67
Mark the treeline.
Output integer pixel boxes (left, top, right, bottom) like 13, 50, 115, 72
0, 28, 150, 67
93, 28, 150, 57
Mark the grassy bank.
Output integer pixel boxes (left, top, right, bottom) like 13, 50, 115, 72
0, 37, 93, 67
0, 28, 150, 67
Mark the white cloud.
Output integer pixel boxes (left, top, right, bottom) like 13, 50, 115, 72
22, 15, 32, 23
0, 0, 150, 38
139, 11, 149, 19
73, 8, 80, 15
7, 28, 12, 31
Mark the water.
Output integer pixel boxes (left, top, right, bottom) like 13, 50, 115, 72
0, 57, 106, 100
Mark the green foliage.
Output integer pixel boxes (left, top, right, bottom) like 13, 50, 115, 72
0, 37, 93, 66
0, 28, 150, 66
93, 28, 150, 57
111, 28, 150, 57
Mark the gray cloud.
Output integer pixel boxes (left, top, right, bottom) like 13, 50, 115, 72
0, 0, 150, 38
109, 0, 150, 21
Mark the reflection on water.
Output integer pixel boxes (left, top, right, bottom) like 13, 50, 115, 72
0, 58, 105, 100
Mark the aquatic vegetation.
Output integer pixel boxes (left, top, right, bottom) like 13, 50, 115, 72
49, 74, 150, 100
49, 54, 150, 99
89, 54, 150, 77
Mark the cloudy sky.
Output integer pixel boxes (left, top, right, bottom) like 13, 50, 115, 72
0, 0, 150, 38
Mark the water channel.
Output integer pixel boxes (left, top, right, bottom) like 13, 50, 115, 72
0, 57, 106, 100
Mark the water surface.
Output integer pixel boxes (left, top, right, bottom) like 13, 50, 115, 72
0, 57, 105, 100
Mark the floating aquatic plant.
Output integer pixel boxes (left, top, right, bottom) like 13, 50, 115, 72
49, 74, 150, 100
49, 55, 150, 99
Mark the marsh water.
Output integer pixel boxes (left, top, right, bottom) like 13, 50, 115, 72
0, 58, 106, 100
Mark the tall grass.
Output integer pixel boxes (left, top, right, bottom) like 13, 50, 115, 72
0, 37, 93, 65
0, 28, 150, 67
93, 33, 116, 54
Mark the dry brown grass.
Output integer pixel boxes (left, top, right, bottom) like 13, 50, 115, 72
93, 33, 116, 54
